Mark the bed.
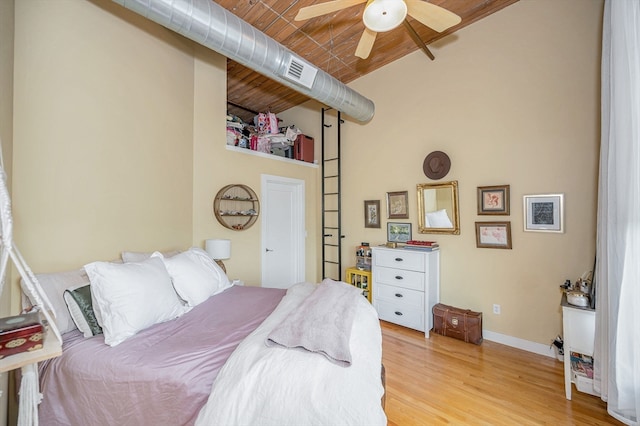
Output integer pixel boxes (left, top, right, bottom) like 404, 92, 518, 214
29, 248, 386, 425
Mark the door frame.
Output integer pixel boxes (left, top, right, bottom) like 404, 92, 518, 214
261, 174, 305, 286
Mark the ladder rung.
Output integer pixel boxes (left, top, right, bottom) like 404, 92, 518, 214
324, 175, 338, 178
324, 192, 338, 196
324, 226, 338, 229
324, 157, 338, 162
324, 209, 338, 213
324, 244, 339, 247
324, 260, 339, 265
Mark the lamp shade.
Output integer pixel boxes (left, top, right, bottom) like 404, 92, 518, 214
205, 239, 231, 260
362, 0, 407, 32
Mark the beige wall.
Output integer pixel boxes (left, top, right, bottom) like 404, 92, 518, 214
0, 0, 14, 309
0, 1, 14, 422
191, 44, 321, 285
11, 0, 320, 291
13, 0, 195, 274
297, 0, 601, 346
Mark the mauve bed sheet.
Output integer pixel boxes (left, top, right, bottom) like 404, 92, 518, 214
38, 285, 285, 426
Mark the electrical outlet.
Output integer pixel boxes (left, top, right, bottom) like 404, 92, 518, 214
493, 304, 501, 314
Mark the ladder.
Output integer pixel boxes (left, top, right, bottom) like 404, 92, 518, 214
321, 108, 343, 280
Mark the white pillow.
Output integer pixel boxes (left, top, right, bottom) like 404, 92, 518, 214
426, 209, 453, 228
21, 268, 91, 335
153, 247, 232, 307
84, 256, 190, 347
121, 250, 180, 263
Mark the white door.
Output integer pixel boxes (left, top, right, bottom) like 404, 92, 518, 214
261, 175, 305, 288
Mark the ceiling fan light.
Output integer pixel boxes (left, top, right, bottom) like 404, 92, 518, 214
363, 0, 408, 32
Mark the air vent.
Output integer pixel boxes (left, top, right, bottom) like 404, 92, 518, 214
283, 55, 318, 89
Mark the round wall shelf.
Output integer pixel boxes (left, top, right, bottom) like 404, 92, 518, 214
213, 184, 260, 231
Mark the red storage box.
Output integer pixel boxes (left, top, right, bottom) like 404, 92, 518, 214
294, 134, 314, 163
0, 311, 45, 359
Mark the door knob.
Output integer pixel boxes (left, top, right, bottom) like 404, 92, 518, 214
266, 248, 274, 252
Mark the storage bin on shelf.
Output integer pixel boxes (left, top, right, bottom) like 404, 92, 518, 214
356, 242, 372, 271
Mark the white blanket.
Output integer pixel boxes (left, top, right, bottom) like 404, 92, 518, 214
266, 279, 362, 367
195, 282, 386, 426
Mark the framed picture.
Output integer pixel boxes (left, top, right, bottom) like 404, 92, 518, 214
523, 193, 564, 233
475, 221, 512, 249
477, 185, 510, 215
387, 222, 412, 243
386, 191, 409, 219
364, 200, 381, 228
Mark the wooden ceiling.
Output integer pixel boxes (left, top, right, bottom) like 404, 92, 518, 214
216, 0, 519, 122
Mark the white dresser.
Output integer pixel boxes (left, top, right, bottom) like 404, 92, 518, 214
372, 247, 440, 338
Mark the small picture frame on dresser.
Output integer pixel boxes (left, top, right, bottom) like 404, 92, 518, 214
387, 222, 412, 243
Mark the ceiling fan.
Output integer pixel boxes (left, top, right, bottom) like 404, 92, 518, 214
295, 0, 461, 60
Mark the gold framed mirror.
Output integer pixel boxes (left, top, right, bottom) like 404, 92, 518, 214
417, 181, 460, 235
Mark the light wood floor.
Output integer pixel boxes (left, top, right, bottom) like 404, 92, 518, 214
380, 321, 620, 425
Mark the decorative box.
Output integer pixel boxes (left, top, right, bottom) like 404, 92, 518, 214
0, 311, 45, 359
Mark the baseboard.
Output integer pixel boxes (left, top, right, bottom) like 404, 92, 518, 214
483, 330, 557, 359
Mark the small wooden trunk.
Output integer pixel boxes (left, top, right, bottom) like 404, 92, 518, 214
0, 311, 45, 359
432, 303, 483, 345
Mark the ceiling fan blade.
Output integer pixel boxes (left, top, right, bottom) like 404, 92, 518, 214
405, 0, 461, 32
355, 28, 377, 59
295, 0, 367, 21
403, 20, 434, 60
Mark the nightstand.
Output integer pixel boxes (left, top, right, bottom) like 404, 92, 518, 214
561, 294, 598, 399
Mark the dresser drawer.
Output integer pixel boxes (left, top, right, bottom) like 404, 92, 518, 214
376, 300, 424, 331
375, 267, 425, 292
374, 248, 425, 272
376, 283, 423, 309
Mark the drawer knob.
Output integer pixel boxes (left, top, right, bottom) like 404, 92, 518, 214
395, 276, 403, 280
394, 257, 404, 262
394, 311, 403, 316
395, 293, 403, 298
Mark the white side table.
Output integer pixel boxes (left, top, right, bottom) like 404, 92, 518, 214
561, 294, 598, 399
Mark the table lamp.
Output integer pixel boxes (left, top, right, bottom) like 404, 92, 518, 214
205, 239, 231, 273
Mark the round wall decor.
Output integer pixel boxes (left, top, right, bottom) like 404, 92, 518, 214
213, 184, 260, 230
423, 151, 451, 180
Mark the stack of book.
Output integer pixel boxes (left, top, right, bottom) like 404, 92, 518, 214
403, 240, 439, 251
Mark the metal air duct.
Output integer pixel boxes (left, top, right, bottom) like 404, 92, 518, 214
111, 0, 375, 122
